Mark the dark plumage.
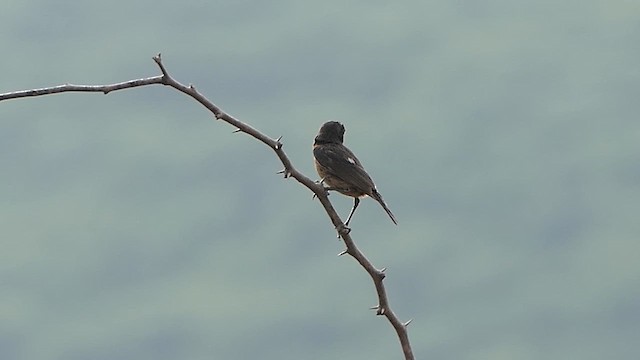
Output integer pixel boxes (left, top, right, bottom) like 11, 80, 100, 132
313, 121, 397, 226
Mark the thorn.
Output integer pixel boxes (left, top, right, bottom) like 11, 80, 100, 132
380, 267, 387, 273
232, 128, 242, 133
403, 319, 413, 327
377, 270, 387, 280
369, 305, 379, 310
274, 136, 283, 150
377, 307, 386, 316
276, 169, 290, 178
337, 249, 348, 256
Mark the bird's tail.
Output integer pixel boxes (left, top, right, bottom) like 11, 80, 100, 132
371, 189, 398, 225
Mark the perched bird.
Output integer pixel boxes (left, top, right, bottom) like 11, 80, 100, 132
313, 121, 397, 226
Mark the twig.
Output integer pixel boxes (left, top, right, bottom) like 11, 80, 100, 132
0, 53, 415, 360
0, 77, 164, 100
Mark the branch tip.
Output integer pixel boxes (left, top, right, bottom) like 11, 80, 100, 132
153, 54, 169, 77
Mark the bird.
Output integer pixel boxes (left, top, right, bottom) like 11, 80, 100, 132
313, 121, 397, 227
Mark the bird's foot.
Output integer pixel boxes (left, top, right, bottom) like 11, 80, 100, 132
312, 179, 332, 199
312, 186, 331, 200
336, 223, 351, 238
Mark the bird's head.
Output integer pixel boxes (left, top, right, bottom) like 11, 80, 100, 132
314, 121, 345, 145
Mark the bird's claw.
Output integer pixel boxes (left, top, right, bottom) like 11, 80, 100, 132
336, 223, 351, 238
312, 179, 331, 199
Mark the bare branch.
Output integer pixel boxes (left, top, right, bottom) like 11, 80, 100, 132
0, 77, 164, 101
0, 54, 415, 360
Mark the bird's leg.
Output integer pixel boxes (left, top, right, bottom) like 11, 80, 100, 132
344, 197, 360, 227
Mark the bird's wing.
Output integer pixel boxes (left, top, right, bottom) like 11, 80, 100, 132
313, 144, 375, 192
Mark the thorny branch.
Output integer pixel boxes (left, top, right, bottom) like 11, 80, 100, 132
0, 54, 414, 360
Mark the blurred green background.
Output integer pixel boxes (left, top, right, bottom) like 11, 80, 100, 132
2, 1, 639, 359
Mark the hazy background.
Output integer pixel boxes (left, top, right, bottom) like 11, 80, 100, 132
2, 1, 639, 359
